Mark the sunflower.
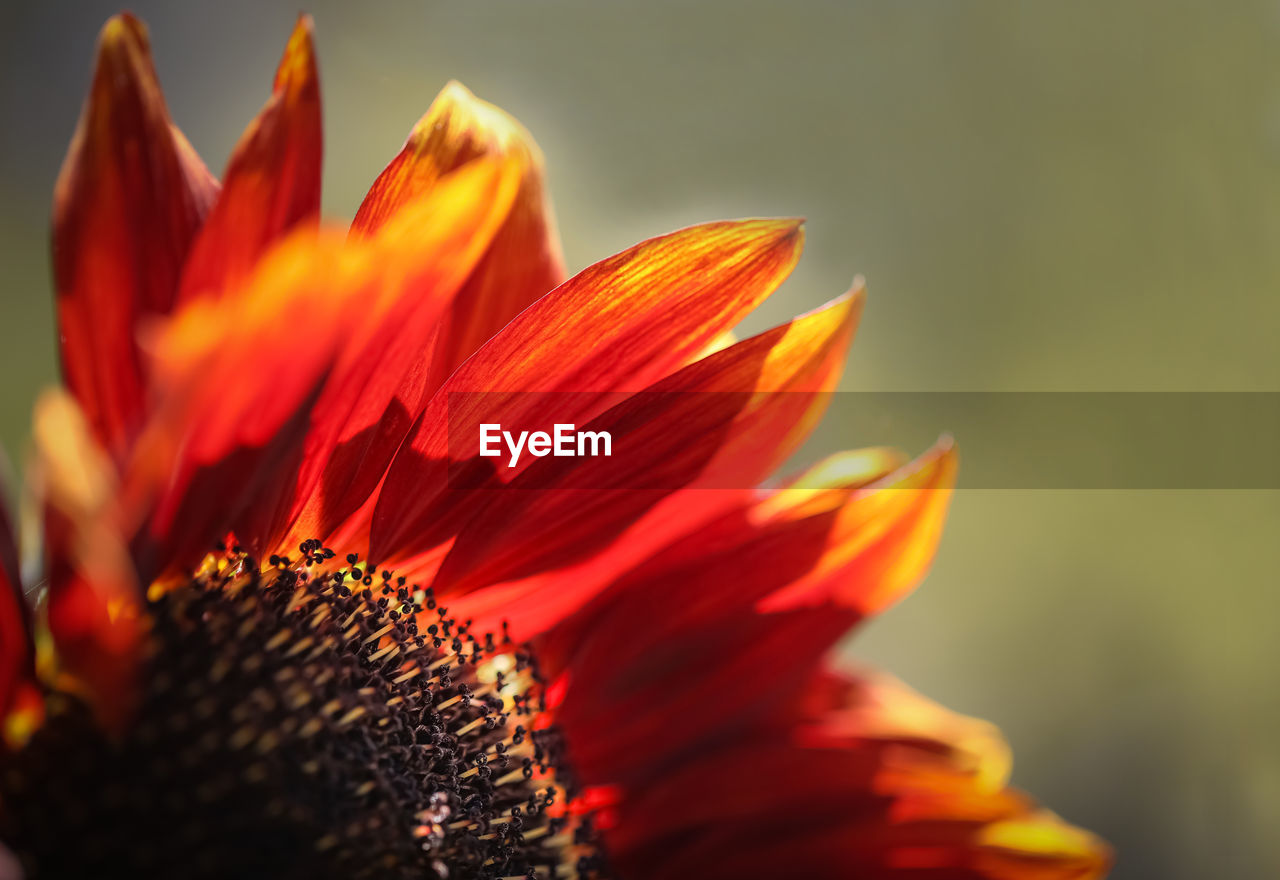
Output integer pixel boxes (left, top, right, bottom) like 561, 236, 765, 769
0, 13, 1111, 880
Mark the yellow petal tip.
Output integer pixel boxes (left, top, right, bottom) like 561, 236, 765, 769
979, 814, 1113, 874
99, 12, 147, 49
274, 14, 318, 93
94, 13, 153, 85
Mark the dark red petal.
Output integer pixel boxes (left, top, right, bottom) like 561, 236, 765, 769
44, 568, 142, 739
366, 218, 805, 563
601, 669, 1112, 880
53, 14, 218, 460
553, 606, 857, 784
176, 15, 322, 304
0, 480, 35, 748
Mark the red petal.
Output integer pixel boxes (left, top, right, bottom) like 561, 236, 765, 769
127, 158, 518, 575
431, 289, 862, 596
353, 81, 566, 382
447, 488, 749, 642
367, 218, 805, 563
176, 15, 322, 304
53, 14, 218, 460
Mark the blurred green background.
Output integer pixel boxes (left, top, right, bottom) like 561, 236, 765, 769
1, 1, 1277, 877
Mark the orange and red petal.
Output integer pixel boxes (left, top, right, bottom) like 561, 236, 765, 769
684, 285, 863, 485
757, 436, 958, 615
538, 438, 955, 680
452, 444, 913, 642
353, 81, 566, 385
176, 16, 322, 305
368, 218, 805, 563
430, 290, 862, 596
53, 13, 218, 461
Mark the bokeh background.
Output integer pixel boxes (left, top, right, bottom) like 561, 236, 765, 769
2, 2, 1278, 877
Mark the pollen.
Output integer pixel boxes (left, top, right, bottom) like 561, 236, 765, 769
0, 542, 607, 880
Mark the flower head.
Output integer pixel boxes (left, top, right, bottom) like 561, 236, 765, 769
0, 13, 1111, 880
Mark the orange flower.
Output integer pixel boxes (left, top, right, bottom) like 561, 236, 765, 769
0, 13, 1111, 880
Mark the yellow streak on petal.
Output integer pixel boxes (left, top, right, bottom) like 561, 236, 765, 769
693, 329, 738, 361
980, 816, 1092, 855
781, 447, 911, 496
868, 674, 1012, 794
33, 390, 116, 516
976, 813, 1113, 877
2, 683, 44, 751
274, 15, 316, 93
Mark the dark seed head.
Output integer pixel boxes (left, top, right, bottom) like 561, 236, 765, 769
0, 543, 605, 880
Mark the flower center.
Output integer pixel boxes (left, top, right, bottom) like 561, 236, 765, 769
0, 542, 605, 880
